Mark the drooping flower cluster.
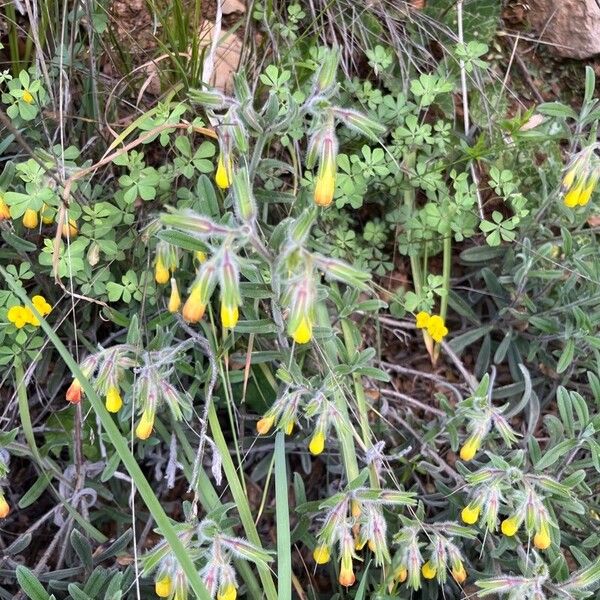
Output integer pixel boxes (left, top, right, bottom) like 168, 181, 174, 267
391, 522, 471, 591
455, 373, 519, 462
6, 294, 52, 329
562, 146, 599, 208
460, 463, 568, 551
144, 514, 272, 600
311, 482, 416, 587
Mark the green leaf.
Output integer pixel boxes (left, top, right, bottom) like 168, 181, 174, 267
71, 529, 93, 571
556, 338, 575, 374
534, 439, 578, 470
537, 102, 577, 119
16, 566, 50, 600
18, 475, 51, 509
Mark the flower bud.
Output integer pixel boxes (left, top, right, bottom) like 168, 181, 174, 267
232, 166, 256, 223
313, 544, 330, 564
155, 257, 170, 284
168, 278, 181, 313
219, 249, 241, 329
394, 565, 408, 583
313, 48, 339, 94
215, 153, 233, 190
314, 132, 337, 207
331, 107, 387, 141
0, 495, 9, 519
313, 254, 371, 289
188, 88, 228, 108
339, 530, 356, 587
22, 208, 39, 229
105, 385, 123, 413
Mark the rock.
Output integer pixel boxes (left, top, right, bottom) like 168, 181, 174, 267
527, 0, 600, 59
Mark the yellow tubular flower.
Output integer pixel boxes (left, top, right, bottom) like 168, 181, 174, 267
421, 561, 437, 580
291, 316, 312, 344
578, 179, 596, 206
256, 415, 274, 435
217, 583, 237, 600
155, 258, 170, 285
284, 420, 294, 435
309, 431, 325, 456
415, 311, 431, 329
452, 563, 467, 584
562, 167, 576, 190
215, 154, 231, 190
564, 182, 584, 207
221, 303, 239, 329
182, 288, 206, 323
501, 516, 520, 537
22, 90, 34, 104
0, 199, 10, 220
394, 566, 408, 583
314, 162, 335, 207
339, 563, 355, 587
313, 544, 330, 565
155, 576, 172, 598
22, 208, 39, 229
61, 218, 78, 239
136, 411, 155, 440
168, 278, 181, 313
0, 496, 9, 518
533, 524, 551, 550
459, 436, 480, 462
105, 386, 123, 413
461, 504, 480, 525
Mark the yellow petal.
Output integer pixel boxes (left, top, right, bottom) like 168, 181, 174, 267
313, 544, 330, 564
221, 303, 239, 329
461, 504, 480, 525
309, 431, 325, 455
106, 386, 123, 413
292, 316, 312, 344
421, 561, 437, 580
501, 516, 519, 537
22, 208, 39, 229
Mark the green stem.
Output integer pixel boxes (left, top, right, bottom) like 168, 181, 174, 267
2, 267, 212, 600
340, 319, 379, 488
207, 402, 278, 600
316, 304, 360, 482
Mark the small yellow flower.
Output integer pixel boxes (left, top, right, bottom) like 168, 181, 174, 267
421, 561, 437, 580
284, 420, 294, 435
256, 415, 274, 435
313, 544, 330, 564
291, 316, 312, 344
136, 411, 154, 440
533, 524, 551, 550
195, 250, 208, 263
32, 295, 52, 316
459, 436, 480, 462
41, 203, 54, 224
215, 154, 232, 190
415, 311, 431, 329
394, 565, 408, 583
217, 582, 237, 600
7, 306, 29, 328
221, 303, 239, 329
0, 495, 9, 519
66, 378, 83, 404
314, 162, 335, 207
22, 208, 39, 229
577, 179, 596, 206
22, 89, 34, 104
23, 307, 39, 326
168, 278, 181, 313
501, 516, 519, 537
309, 431, 325, 456
155, 575, 172, 598
452, 563, 467, 584
105, 386, 123, 413
0, 198, 10, 221
461, 504, 480, 525
155, 258, 170, 284
562, 167, 576, 190
427, 314, 448, 343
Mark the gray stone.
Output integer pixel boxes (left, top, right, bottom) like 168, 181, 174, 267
527, 0, 600, 59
